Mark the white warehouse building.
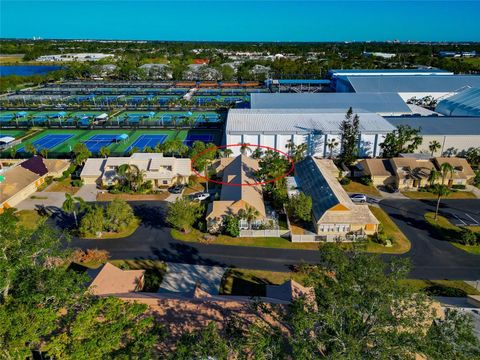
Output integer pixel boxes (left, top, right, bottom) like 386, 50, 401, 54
225, 109, 396, 158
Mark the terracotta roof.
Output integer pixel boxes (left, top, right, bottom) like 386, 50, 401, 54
433, 157, 475, 180
87, 263, 144, 296
207, 155, 266, 220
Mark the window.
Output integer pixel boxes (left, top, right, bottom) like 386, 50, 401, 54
162, 180, 168, 185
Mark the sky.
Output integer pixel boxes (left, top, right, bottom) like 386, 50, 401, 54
1, 1, 479, 42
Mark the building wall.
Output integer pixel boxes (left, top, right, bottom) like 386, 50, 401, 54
418, 135, 480, 155
82, 175, 100, 185
1, 178, 43, 210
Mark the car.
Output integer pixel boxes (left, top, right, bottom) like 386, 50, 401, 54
192, 192, 210, 201
169, 184, 185, 194
349, 193, 367, 203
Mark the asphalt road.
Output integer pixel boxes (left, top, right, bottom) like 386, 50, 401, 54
57, 199, 480, 280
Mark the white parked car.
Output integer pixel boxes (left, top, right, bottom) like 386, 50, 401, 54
349, 193, 367, 203
193, 192, 210, 201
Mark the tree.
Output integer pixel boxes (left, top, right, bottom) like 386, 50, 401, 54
99, 146, 110, 158
118, 164, 145, 192
104, 199, 136, 233
223, 215, 240, 237
62, 194, 87, 227
79, 205, 105, 236
239, 143, 251, 156
9, 147, 17, 159
287, 192, 312, 222
439, 162, 454, 185
463, 147, 480, 167
238, 205, 260, 230
40, 148, 48, 159
326, 138, 339, 159
431, 184, 451, 221
251, 147, 263, 159
72, 143, 91, 166
429, 140, 441, 157
24, 143, 37, 156
222, 148, 233, 158
428, 169, 440, 187
166, 197, 203, 233
380, 125, 423, 158
339, 107, 360, 166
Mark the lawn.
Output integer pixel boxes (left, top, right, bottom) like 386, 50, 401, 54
400, 279, 480, 296
342, 180, 381, 197
183, 182, 205, 196
81, 218, 140, 239
96, 192, 170, 201
44, 177, 80, 195
15, 209, 47, 230
171, 229, 321, 250
403, 191, 476, 200
367, 206, 411, 254
220, 268, 308, 296
424, 212, 480, 255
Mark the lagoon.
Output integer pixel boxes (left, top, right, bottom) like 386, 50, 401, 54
0, 65, 63, 77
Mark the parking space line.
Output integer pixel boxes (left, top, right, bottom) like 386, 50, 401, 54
465, 213, 479, 225
452, 213, 467, 225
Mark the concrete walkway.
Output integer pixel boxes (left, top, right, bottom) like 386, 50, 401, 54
466, 185, 480, 199
75, 184, 100, 201
159, 263, 226, 295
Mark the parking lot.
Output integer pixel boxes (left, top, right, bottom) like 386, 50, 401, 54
440, 204, 480, 226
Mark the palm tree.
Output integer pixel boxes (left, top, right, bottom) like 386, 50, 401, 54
24, 143, 37, 156
294, 143, 308, 162
427, 169, 440, 187
239, 205, 260, 230
440, 162, 454, 186
251, 148, 263, 159
431, 184, 451, 221
222, 148, 233, 158
62, 194, 86, 227
429, 140, 441, 157
99, 146, 110, 159
240, 143, 252, 156
9, 147, 17, 159
327, 138, 339, 159
40, 148, 48, 159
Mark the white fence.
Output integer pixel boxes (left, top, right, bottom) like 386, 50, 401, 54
239, 229, 290, 238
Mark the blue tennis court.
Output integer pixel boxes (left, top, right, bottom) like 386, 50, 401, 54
126, 134, 167, 152
18, 134, 73, 152
183, 134, 214, 147
83, 134, 118, 152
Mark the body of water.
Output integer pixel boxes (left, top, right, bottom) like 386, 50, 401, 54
0, 65, 63, 77
1, 1, 479, 42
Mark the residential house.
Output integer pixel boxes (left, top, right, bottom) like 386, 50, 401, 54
295, 156, 379, 241
86, 263, 145, 296
432, 157, 476, 186
0, 156, 70, 211
389, 157, 436, 190
206, 155, 267, 233
355, 158, 396, 187
80, 153, 191, 188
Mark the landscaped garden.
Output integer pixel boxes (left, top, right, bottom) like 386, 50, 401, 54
367, 206, 411, 254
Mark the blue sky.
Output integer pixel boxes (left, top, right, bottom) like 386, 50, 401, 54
1, 1, 479, 42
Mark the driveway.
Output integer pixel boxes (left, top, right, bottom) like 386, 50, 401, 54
59, 200, 480, 280
159, 263, 226, 295
380, 199, 480, 279
16, 191, 66, 210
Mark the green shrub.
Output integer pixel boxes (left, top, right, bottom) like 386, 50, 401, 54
424, 285, 467, 297
340, 177, 351, 185
223, 215, 240, 237
71, 179, 84, 187
451, 184, 466, 190
358, 176, 373, 186
460, 228, 478, 245
45, 176, 54, 185
142, 269, 163, 292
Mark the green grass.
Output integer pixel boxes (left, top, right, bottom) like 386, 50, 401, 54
15, 210, 47, 230
0, 129, 27, 138
403, 191, 476, 199
367, 206, 411, 254
220, 268, 308, 296
342, 180, 381, 197
171, 229, 321, 250
424, 212, 480, 254
81, 218, 140, 239
400, 279, 480, 296
109, 259, 167, 272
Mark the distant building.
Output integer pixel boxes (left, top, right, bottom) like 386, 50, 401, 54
225, 109, 395, 158
139, 64, 172, 80
0, 156, 70, 211
327, 68, 453, 78
362, 51, 397, 59
80, 153, 191, 188
36, 53, 115, 62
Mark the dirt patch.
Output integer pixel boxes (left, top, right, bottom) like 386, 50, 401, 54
96, 192, 170, 201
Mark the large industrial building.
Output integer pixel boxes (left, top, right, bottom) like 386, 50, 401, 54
327, 69, 453, 78
385, 116, 480, 155
250, 92, 412, 116
225, 109, 395, 158
435, 87, 480, 116
334, 75, 480, 100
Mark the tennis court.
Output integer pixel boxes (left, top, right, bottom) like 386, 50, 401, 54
126, 134, 167, 152
83, 134, 118, 152
18, 134, 73, 152
183, 134, 214, 146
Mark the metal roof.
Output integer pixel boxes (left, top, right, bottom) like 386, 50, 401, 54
328, 69, 452, 77
250, 92, 411, 114
435, 87, 480, 116
226, 109, 396, 134
385, 116, 480, 135
343, 75, 480, 93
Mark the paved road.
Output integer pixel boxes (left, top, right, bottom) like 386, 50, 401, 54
59, 200, 480, 280
379, 199, 480, 280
